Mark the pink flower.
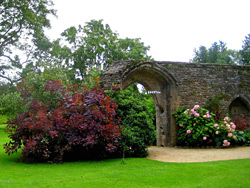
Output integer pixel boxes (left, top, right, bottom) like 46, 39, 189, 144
223, 140, 228, 144
215, 131, 219, 135
203, 137, 207, 140
228, 133, 233, 137
194, 113, 200, 117
223, 140, 230, 147
231, 123, 236, 129
203, 115, 206, 118
214, 124, 219, 127
187, 130, 191, 134
224, 117, 229, 121
194, 105, 200, 110
206, 114, 212, 118
179, 124, 183, 127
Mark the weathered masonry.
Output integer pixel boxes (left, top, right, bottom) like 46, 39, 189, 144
101, 60, 250, 147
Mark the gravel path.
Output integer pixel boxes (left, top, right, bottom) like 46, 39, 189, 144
146, 146, 250, 163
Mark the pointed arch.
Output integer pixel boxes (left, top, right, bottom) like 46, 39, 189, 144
229, 96, 250, 117
120, 62, 178, 146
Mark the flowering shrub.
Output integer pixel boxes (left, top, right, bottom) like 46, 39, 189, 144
174, 105, 238, 147
213, 116, 237, 146
174, 105, 216, 147
4, 80, 121, 163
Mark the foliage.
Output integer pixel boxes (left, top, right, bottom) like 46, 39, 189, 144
0, 81, 17, 95
17, 66, 73, 105
217, 117, 238, 146
233, 130, 246, 146
0, 0, 56, 85
231, 114, 250, 131
239, 34, 250, 65
244, 128, 250, 146
0, 65, 73, 120
0, 91, 24, 116
82, 67, 102, 89
4, 80, 121, 163
191, 41, 237, 64
0, 114, 13, 124
108, 84, 156, 157
204, 93, 228, 121
174, 105, 216, 146
55, 19, 152, 79
174, 105, 237, 147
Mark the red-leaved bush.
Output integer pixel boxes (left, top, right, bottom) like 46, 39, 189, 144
4, 80, 121, 163
231, 114, 250, 131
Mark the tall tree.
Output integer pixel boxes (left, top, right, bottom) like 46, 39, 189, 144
239, 34, 250, 65
57, 19, 152, 79
192, 46, 208, 63
0, 0, 56, 85
191, 41, 237, 64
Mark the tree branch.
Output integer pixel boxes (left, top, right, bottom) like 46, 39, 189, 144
0, 55, 22, 67
0, 22, 23, 50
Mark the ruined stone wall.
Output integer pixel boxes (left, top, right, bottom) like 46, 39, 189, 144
102, 60, 250, 116
158, 62, 250, 116
101, 60, 250, 146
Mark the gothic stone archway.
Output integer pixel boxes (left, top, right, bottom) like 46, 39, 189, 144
121, 62, 178, 146
101, 60, 250, 146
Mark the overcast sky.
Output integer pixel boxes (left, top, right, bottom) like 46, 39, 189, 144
46, 0, 250, 62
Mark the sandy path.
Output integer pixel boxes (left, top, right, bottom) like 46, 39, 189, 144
146, 146, 250, 163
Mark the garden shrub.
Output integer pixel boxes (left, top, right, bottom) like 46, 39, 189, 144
244, 128, 250, 146
214, 116, 238, 146
4, 80, 121, 163
0, 114, 14, 124
0, 92, 24, 116
174, 105, 237, 147
204, 93, 229, 121
0, 68, 74, 120
108, 84, 156, 157
231, 114, 250, 131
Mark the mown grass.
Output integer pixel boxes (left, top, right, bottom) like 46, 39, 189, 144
0, 124, 250, 188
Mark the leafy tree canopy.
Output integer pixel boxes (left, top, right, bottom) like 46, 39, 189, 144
191, 41, 237, 64
53, 19, 152, 79
239, 34, 250, 65
0, 0, 56, 85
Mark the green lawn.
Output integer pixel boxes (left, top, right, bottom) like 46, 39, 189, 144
1, 124, 250, 188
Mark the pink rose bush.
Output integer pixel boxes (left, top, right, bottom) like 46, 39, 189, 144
174, 105, 239, 147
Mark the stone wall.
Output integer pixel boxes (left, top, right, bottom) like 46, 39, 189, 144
159, 62, 250, 114
101, 60, 250, 146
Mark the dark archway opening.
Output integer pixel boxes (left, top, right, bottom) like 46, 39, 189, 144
229, 97, 250, 131
229, 97, 250, 118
